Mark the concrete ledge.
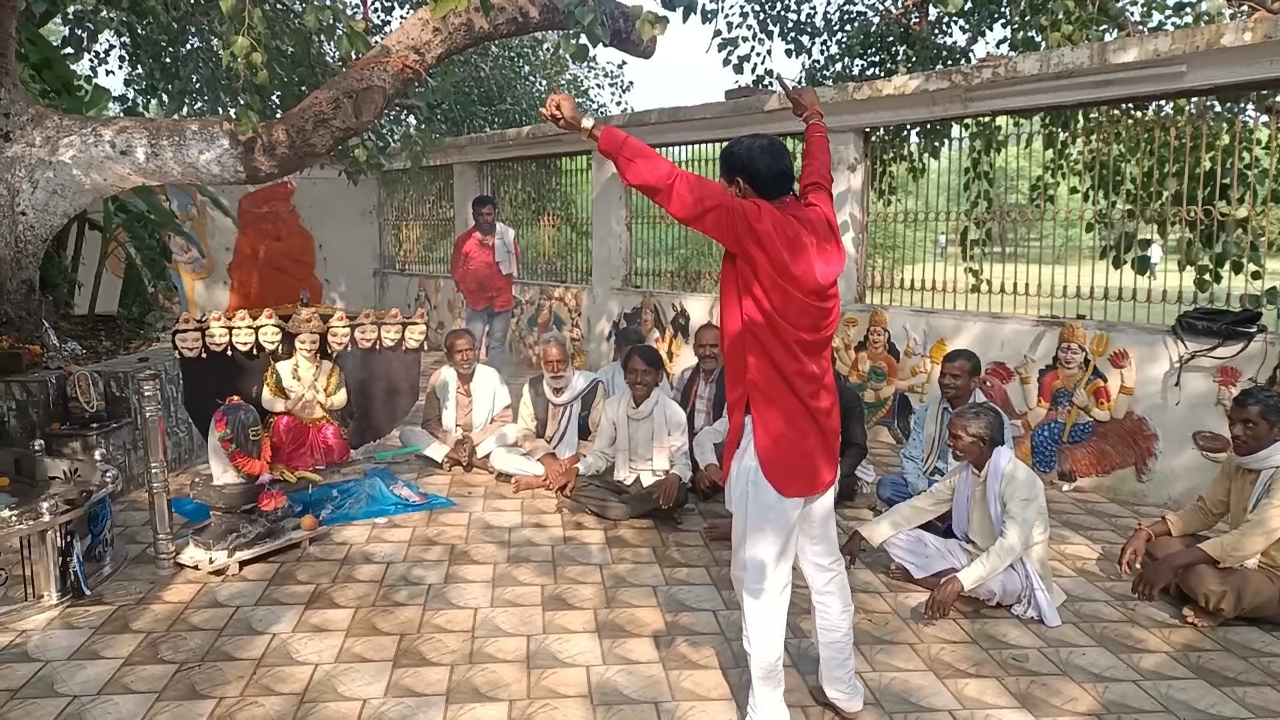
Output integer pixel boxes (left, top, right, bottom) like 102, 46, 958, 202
401, 16, 1280, 166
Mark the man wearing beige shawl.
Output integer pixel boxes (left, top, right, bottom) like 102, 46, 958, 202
843, 403, 1064, 624
1120, 385, 1280, 627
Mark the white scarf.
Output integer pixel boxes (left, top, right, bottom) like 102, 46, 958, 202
953, 446, 1062, 627
922, 389, 988, 480
1231, 441, 1280, 569
437, 364, 504, 435
544, 369, 602, 458
494, 222, 518, 276
614, 390, 670, 483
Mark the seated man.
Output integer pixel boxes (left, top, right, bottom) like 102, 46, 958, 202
551, 344, 690, 521
843, 403, 1064, 626
1119, 385, 1280, 627
492, 331, 605, 491
674, 323, 727, 498
599, 326, 671, 398
877, 349, 1011, 535
695, 367, 867, 540
399, 328, 513, 471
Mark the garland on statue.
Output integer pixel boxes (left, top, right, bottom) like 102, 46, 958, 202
214, 396, 273, 477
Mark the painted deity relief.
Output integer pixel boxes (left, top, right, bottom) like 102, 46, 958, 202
1192, 360, 1280, 460
1006, 324, 1158, 485
840, 310, 1161, 491
507, 286, 588, 368
610, 294, 692, 378
165, 185, 216, 316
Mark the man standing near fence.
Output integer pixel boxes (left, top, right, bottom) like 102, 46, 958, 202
451, 194, 519, 367
538, 84, 864, 718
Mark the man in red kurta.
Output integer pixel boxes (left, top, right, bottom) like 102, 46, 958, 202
450, 194, 518, 367
540, 87, 863, 718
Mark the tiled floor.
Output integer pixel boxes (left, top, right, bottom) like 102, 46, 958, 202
2, 473, 1279, 720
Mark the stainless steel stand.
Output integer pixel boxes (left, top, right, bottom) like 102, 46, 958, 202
139, 370, 177, 573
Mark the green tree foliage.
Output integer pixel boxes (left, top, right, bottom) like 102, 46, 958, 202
693, 0, 1278, 309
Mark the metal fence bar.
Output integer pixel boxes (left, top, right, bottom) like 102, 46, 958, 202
379, 166, 455, 275
626, 136, 802, 294
478, 154, 593, 286
865, 91, 1280, 326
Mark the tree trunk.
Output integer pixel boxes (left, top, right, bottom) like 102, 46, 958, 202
0, 0, 657, 339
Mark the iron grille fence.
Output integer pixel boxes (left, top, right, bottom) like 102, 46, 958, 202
379, 165, 455, 275
626, 136, 802, 294
866, 91, 1280, 325
478, 154, 593, 285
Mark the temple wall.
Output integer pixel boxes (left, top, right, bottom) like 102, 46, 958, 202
71, 170, 379, 317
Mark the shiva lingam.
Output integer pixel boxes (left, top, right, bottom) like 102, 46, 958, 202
189, 397, 289, 554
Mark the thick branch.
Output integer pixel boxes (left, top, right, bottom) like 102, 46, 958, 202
0, 0, 19, 95
17, 0, 653, 188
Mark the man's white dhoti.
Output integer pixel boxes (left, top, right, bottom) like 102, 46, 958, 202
882, 528, 1023, 609
489, 445, 545, 476
728, 418, 863, 719
400, 424, 514, 464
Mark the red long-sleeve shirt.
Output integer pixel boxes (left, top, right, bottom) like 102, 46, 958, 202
597, 123, 844, 499
451, 228, 516, 313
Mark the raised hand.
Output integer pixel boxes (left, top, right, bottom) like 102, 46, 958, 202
538, 93, 583, 133
779, 78, 820, 119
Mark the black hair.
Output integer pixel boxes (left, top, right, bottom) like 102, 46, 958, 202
613, 326, 645, 351
1233, 386, 1280, 426
471, 195, 497, 212
941, 348, 982, 378
444, 328, 477, 353
951, 402, 1007, 450
719, 134, 795, 201
694, 322, 720, 340
622, 343, 665, 374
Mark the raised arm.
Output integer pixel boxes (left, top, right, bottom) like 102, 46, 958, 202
798, 121, 834, 216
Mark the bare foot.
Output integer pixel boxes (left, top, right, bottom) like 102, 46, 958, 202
887, 562, 912, 582
703, 518, 731, 541
511, 475, 545, 493
1181, 603, 1223, 628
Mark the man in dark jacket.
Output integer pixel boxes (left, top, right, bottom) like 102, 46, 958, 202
695, 368, 869, 539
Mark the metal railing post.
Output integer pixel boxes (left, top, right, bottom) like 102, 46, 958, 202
138, 370, 176, 573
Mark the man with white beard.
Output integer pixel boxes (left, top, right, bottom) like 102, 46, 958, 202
492, 332, 605, 492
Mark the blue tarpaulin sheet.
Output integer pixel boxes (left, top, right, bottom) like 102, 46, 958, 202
171, 467, 454, 526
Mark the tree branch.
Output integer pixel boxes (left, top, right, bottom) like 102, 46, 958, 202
0, 0, 20, 96
2, 0, 657, 256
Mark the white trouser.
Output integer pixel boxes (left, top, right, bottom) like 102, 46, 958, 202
489, 447, 546, 477
728, 418, 864, 718
882, 528, 1024, 610
399, 424, 515, 464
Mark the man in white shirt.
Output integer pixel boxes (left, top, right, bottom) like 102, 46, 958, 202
598, 326, 671, 399
673, 323, 726, 498
842, 403, 1065, 625
399, 329, 513, 471
1146, 239, 1164, 279
491, 332, 605, 492
550, 343, 691, 521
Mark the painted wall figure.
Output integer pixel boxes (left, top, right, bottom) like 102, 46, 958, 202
226, 181, 324, 312
1005, 323, 1158, 484
844, 308, 925, 478
164, 185, 216, 315
609, 294, 691, 378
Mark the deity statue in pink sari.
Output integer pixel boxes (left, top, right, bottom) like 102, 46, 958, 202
261, 309, 351, 471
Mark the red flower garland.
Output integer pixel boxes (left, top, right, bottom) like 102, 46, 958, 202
213, 398, 272, 478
